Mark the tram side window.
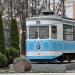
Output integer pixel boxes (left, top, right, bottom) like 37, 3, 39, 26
39, 26, 49, 39
29, 27, 38, 39
51, 26, 57, 39
63, 25, 74, 41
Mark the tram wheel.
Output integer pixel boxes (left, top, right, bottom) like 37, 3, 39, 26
58, 55, 64, 63
38, 62, 42, 64
60, 59, 64, 63
66, 55, 71, 63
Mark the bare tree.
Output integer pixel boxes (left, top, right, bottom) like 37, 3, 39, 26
0, 0, 65, 55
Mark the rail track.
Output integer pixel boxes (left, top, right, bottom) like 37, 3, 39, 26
31, 60, 75, 64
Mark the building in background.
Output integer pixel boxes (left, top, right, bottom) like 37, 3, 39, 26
43, 0, 75, 19
65, 0, 75, 18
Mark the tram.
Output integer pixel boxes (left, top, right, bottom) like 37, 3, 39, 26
26, 11, 75, 62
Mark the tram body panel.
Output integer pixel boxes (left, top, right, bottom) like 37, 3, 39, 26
26, 39, 75, 61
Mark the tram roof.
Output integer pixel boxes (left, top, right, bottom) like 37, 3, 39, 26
26, 15, 75, 23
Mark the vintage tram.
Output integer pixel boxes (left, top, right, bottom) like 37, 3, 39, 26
26, 11, 75, 62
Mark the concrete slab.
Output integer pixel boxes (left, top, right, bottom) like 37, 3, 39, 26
65, 63, 75, 70
30, 64, 65, 73
30, 63, 75, 73
66, 70, 75, 73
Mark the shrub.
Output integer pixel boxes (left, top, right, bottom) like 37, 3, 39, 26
0, 52, 8, 67
5, 47, 19, 64
9, 19, 19, 50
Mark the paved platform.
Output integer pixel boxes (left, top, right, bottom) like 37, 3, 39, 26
66, 70, 75, 73
30, 63, 75, 73
30, 64, 65, 73
1, 63, 75, 73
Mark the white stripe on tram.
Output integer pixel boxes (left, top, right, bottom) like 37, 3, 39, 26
26, 51, 63, 56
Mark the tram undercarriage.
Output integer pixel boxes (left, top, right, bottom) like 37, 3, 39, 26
57, 53, 75, 63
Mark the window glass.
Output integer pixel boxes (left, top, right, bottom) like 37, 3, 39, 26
29, 26, 49, 39
29, 26, 38, 39
39, 26, 49, 39
63, 24, 74, 41
51, 26, 57, 39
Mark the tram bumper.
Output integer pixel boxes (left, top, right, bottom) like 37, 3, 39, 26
26, 51, 63, 62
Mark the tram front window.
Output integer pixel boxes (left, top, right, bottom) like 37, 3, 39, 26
29, 27, 38, 39
29, 26, 49, 39
39, 26, 49, 39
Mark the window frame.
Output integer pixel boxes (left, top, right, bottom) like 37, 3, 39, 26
28, 26, 49, 39
51, 25, 57, 39
63, 24, 75, 41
